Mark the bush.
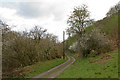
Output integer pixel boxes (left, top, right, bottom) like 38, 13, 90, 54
77, 28, 112, 57
88, 50, 97, 57
2, 23, 63, 77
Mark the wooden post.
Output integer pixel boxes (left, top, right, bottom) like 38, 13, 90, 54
0, 25, 2, 79
63, 31, 65, 59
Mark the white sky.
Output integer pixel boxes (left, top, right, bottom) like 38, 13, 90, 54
0, 0, 119, 41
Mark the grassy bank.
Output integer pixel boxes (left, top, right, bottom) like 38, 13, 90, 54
16, 57, 68, 78
57, 50, 118, 78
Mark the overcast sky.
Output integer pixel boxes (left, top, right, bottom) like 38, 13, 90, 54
0, 0, 119, 41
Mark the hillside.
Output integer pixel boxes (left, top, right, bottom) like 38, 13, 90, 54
66, 13, 119, 49
57, 49, 118, 78
86, 13, 118, 40
60, 10, 119, 79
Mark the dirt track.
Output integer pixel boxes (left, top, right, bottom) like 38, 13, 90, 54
31, 56, 75, 79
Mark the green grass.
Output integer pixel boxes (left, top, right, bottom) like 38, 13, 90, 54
20, 57, 68, 78
57, 50, 118, 78
86, 13, 118, 38
41, 57, 73, 78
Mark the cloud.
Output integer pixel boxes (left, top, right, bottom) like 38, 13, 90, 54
0, 1, 66, 21
18, 2, 66, 21
17, 2, 50, 18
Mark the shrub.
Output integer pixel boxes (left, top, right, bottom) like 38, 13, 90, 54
88, 50, 97, 57
77, 28, 112, 57
2, 23, 63, 77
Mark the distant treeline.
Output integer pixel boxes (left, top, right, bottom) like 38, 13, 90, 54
1, 21, 63, 77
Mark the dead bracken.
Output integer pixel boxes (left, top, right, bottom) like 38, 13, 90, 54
88, 53, 113, 64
